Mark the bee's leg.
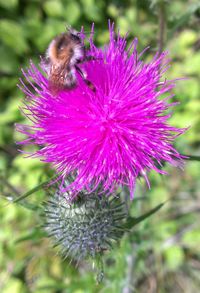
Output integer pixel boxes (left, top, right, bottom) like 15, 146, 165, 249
77, 56, 99, 64
84, 56, 97, 62
75, 65, 96, 92
75, 65, 87, 79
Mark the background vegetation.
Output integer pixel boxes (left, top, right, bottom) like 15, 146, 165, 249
0, 0, 200, 292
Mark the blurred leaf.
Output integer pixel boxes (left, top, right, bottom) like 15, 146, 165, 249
0, 98, 21, 124
0, 20, 28, 55
124, 202, 165, 229
107, 4, 119, 18
34, 20, 66, 51
13, 154, 43, 169
80, 0, 102, 22
15, 228, 46, 244
164, 245, 184, 270
24, 2, 42, 20
0, 156, 7, 170
0, 47, 18, 74
1, 278, 24, 293
117, 16, 130, 34
168, 3, 200, 39
0, 0, 18, 10
43, 0, 64, 17
184, 53, 200, 75
168, 30, 198, 59
125, 7, 137, 24
0, 125, 13, 144
63, 2, 81, 24
36, 282, 68, 292
182, 228, 200, 250
0, 202, 17, 222
156, 221, 177, 240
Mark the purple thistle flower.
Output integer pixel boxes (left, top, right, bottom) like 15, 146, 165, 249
17, 22, 186, 199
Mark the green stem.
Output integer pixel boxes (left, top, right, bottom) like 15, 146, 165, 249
96, 253, 104, 283
158, 0, 166, 56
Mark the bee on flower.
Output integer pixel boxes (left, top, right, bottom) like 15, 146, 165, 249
17, 22, 186, 200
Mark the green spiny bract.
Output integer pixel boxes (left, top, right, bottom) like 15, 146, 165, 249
44, 187, 127, 262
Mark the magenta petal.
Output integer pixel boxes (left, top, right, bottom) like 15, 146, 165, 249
16, 23, 186, 199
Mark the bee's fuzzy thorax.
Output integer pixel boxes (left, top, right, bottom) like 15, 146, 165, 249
70, 44, 84, 66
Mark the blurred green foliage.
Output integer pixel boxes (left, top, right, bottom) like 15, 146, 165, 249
0, 0, 200, 292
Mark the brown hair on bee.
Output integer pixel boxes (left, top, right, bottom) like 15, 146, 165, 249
45, 27, 96, 94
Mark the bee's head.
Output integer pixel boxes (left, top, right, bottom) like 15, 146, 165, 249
66, 25, 82, 43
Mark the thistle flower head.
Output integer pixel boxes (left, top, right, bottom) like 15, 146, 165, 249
17, 22, 186, 199
44, 183, 126, 261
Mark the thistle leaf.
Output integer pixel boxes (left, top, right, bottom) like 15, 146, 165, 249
12, 174, 58, 204
124, 202, 165, 230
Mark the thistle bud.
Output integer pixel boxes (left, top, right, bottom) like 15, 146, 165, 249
44, 186, 126, 263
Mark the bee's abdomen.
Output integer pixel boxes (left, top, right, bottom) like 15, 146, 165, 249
49, 65, 76, 93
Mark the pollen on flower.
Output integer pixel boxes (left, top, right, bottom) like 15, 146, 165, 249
16, 22, 186, 199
